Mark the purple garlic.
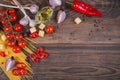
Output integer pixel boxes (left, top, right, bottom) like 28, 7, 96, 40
49, 0, 62, 8
57, 9, 66, 23
6, 56, 16, 71
30, 4, 39, 14
19, 17, 29, 26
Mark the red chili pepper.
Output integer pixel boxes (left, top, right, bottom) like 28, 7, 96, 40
66, 0, 103, 17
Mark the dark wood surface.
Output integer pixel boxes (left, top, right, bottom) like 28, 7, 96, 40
0, 0, 120, 80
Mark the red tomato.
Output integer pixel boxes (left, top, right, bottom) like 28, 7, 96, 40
45, 25, 54, 34
8, 9, 16, 14
12, 46, 21, 53
7, 40, 15, 47
6, 32, 13, 39
12, 68, 28, 76
4, 24, 11, 32
0, 8, 6, 12
29, 32, 38, 38
18, 40, 26, 48
0, 52, 6, 57
11, 14, 17, 22
12, 69, 20, 76
19, 69, 28, 76
15, 34, 23, 39
2, 13, 7, 19
16, 62, 27, 69
14, 24, 22, 32
1, 18, 8, 25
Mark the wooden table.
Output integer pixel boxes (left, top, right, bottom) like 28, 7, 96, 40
0, 0, 120, 80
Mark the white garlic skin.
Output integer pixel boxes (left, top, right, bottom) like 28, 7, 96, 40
29, 19, 36, 27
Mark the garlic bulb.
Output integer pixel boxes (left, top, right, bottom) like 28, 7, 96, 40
29, 19, 36, 27
30, 4, 39, 14
49, 0, 62, 8
19, 17, 29, 26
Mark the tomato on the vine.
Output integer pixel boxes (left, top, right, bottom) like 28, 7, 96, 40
18, 40, 26, 48
12, 46, 21, 53
14, 24, 22, 32
4, 24, 11, 32
8, 9, 16, 15
7, 40, 15, 47
2, 13, 7, 19
45, 25, 54, 34
6, 32, 13, 39
29, 32, 38, 38
11, 14, 17, 22
15, 34, 23, 39
0, 8, 6, 12
1, 18, 8, 25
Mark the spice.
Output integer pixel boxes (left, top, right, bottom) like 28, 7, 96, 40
66, 0, 103, 17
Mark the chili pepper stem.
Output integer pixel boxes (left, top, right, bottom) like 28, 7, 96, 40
65, 1, 73, 8
65, 1, 73, 6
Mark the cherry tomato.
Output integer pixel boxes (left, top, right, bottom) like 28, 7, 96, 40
45, 25, 54, 34
0, 8, 6, 12
8, 9, 16, 15
6, 32, 13, 39
4, 24, 11, 32
39, 51, 49, 59
7, 40, 15, 47
12, 69, 20, 76
1, 18, 8, 25
29, 54, 40, 64
15, 34, 23, 39
16, 62, 27, 69
36, 47, 44, 55
12, 46, 21, 53
14, 24, 22, 32
29, 32, 38, 38
0, 52, 6, 57
11, 14, 17, 22
19, 69, 28, 76
12, 69, 28, 76
18, 40, 26, 48
2, 13, 7, 19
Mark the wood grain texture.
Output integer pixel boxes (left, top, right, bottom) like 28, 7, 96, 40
28, 44, 120, 80
1, 44, 120, 80
0, 0, 120, 80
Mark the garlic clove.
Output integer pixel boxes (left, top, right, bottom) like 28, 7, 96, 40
30, 4, 39, 14
57, 9, 66, 23
19, 17, 29, 26
49, 0, 62, 8
6, 56, 16, 71
29, 19, 36, 27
